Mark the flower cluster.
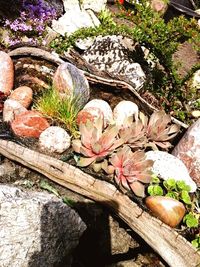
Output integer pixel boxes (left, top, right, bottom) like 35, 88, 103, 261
1, 0, 58, 46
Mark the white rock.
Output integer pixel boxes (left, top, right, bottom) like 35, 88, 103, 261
39, 126, 71, 153
113, 100, 138, 127
84, 99, 113, 126
52, 9, 100, 36
83, 35, 146, 91
146, 151, 197, 192
3, 99, 27, 122
192, 69, 200, 89
77, 107, 104, 125
62, 0, 107, 13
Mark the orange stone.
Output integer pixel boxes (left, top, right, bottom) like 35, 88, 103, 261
145, 196, 186, 228
9, 86, 33, 108
0, 51, 14, 95
11, 110, 50, 138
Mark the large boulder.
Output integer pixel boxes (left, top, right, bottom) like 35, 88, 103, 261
172, 119, 200, 186
0, 185, 86, 267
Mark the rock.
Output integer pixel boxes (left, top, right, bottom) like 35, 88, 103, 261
0, 184, 86, 267
172, 119, 200, 186
151, 0, 167, 13
76, 107, 104, 126
83, 35, 146, 91
83, 99, 113, 126
9, 86, 33, 108
191, 110, 200, 118
192, 69, 200, 89
0, 51, 14, 95
3, 99, 27, 122
145, 196, 186, 228
39, 126, 71, 153
146, 151, 197, 192
52, 8, 100, 36
113, 100, 138, 127
53, 62, 90, 108
11, 110, 50, 138
62, 0, 107, 13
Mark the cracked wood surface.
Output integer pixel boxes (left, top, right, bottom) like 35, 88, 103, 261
0, 139, 199, 267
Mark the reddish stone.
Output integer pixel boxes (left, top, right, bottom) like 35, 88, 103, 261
9, 86, 33, 108
11, 111, 50, 138
0, 52, 14, 95
172, 119, 200, 186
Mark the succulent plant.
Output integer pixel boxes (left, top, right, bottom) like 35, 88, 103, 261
72, 117, 125, 167
118, 111, 179, 150
119, 119, 147, 149
146, 111, 180, 150
108, 146, 153, 197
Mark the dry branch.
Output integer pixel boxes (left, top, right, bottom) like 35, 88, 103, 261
0, 139, 199, 267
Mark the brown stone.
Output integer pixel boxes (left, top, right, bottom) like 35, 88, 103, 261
9, 86, 33, 108
172, 119, 200, 186
0, 51, 14, 95
11, 110, 50, 138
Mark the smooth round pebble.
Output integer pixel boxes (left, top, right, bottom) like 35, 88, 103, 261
113, 100, 138, 127
84, 99, 113, 127
39, 126, 71, 153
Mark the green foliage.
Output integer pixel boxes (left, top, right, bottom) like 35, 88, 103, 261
148, 177, 192, 204
183, 212, 199, 228
147, 176, 200, 234
191, 234, 200, 249
34, 87, 80, 137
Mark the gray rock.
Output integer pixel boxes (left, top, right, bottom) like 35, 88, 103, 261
146, 151, 197, 192
83, 35, 146, 91
0, 185, 86, 267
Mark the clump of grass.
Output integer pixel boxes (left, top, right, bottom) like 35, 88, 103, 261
34, 87, 81, 137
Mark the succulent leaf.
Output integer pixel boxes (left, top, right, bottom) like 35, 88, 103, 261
129, 181, 145, 197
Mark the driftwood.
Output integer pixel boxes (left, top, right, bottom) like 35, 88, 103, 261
0, 139, 199, 267
8, 46, 188, 129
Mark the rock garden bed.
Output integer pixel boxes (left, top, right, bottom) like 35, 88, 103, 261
0, 1, 200, 267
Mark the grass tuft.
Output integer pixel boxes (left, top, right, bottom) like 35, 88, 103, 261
34, 87, 81, 137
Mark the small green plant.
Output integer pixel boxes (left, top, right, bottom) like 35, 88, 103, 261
147, 176, 200, 246
34, 87, 80, 137
191, 234, 200, 249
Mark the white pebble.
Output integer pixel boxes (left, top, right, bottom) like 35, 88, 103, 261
39, 126, 71, 153
113, 100, 138, 127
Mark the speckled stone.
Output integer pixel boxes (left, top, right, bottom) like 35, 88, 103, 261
83, 35, 146, 91
9, 86, 33, 108
39, 126, 71, 153
172, 119, 200, 186
146, 151, 197, 192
